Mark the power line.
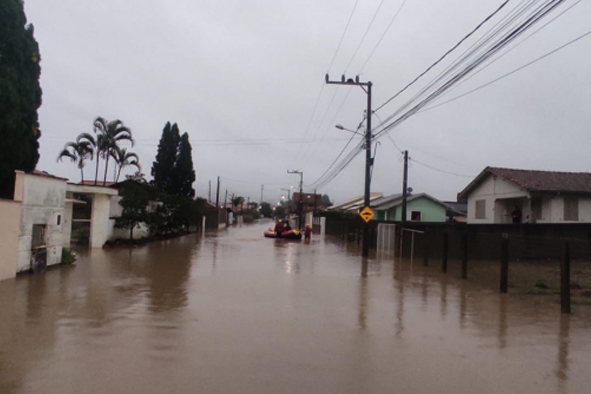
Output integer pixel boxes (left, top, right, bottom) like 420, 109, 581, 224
344, 0, 388, 73
358, 0, 409, 73
409, 157, 475, 178
374, 0, 511, 113
372, 0, 567, 139
419, 25, 591, 114
327, 0, 361, 72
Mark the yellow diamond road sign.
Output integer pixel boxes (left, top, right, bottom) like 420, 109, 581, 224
359, 207, 374, 223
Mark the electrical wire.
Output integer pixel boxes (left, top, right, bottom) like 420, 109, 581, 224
327, 0, 361, 72
344, 0, 388, 73
372, 0, 567, 139
358, 0, 409, 73
374, 0, 511, 113
409, 157, 475, 178
431, 0, 581, 104
419, 22, 591, 114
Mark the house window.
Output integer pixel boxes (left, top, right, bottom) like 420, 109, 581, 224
475, 199, 486, 219
411, 211, 421, 221
531, 198, 542, 220
564, 196, 578, 221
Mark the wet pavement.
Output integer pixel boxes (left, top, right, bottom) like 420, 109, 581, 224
0, 221, 590, 394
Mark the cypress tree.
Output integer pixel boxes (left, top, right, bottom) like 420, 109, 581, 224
0, 0, 42, 198
176, 132, 195, 198
151, 122, 179, 194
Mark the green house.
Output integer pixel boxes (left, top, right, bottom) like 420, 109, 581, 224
373, 193, 461, 222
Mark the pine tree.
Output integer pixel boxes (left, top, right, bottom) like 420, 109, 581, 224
151, 122, 179, 194
176, 132, 195, 198
0, 0, 42, 198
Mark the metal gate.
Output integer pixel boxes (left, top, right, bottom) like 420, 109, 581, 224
377, 223, 396, 256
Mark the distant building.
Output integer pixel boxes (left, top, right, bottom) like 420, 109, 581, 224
459, 167, 591, 224
291, 192, 322, 213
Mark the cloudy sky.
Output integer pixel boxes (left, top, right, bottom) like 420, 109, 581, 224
24, 0, 591, 205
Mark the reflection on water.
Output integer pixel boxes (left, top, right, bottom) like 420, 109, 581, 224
0, 223, 590, 394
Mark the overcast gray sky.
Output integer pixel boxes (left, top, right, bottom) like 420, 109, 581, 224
25, 0, 591, 205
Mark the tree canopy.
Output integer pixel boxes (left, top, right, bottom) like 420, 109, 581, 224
0, 0, 42, 198
151, 122, 195, 198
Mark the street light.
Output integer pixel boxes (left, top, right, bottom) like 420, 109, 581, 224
335, 124, 364, 136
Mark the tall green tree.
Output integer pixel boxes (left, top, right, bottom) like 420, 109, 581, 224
259, 202, 272, 218
321, 194, 333, 207
56, 138, 94, 183
175, 132, 195, 198
93, 117, 133, 185
0, 0, 42, 198
152, 122, 180, 194
111, 146, 140, 183
115, 182, 151, 239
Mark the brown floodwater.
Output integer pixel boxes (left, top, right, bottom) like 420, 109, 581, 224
1, 221, 590, 394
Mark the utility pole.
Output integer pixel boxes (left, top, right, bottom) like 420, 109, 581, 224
313, 188, 317, 215
215, 176, 221, 225
247, 197, 250, 214
208, 180, 212, 203
402, 151, 408, 224
326, 73, 373, 258
287, 170, 303, 229
224, 189, 228, 225
280, 188, 292, 202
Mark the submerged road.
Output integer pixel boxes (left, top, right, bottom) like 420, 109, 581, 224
0, 221, 590, 394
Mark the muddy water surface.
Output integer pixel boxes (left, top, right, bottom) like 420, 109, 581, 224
0, 221, 590, 394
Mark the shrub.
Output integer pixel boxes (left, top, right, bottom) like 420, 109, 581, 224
61, 248, 77, 264
243, 214, 254, 223
252, 211, 261, 220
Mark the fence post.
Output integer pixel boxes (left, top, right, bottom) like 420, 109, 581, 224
561, 240, 571, 314
423, 231, 429, 267
500, 234, 509, 293
442, 232, 448, 273
461, 231, 468, 279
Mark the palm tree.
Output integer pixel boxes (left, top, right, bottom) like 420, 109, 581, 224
76, 132, 100, 185
111, 146, 140, 183
93, 117, 133, 186
57, 139, 94, 183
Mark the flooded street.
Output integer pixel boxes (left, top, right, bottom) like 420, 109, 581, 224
1, 221, 590, 394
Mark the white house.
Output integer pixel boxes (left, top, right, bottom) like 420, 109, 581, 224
0, 170, 123, 280
458, 167, 591, 224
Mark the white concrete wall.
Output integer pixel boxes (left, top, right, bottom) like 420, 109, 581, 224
0, 200, 21, 281
466, 175, 527, 224
90, 194, 111, 248
15, 173, 67, 272
63, 202, 73, 247
108, 219, 150, 240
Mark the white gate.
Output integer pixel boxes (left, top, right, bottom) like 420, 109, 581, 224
377, 223, 396, 256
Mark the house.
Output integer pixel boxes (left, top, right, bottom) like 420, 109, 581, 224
13, 170, 69, 273
0, 170, 124, 281
458, 167, 591, 224
372, 193, 462, 222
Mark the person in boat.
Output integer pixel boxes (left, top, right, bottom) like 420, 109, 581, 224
274, 220, 285, 238
283, 219, 292, 232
